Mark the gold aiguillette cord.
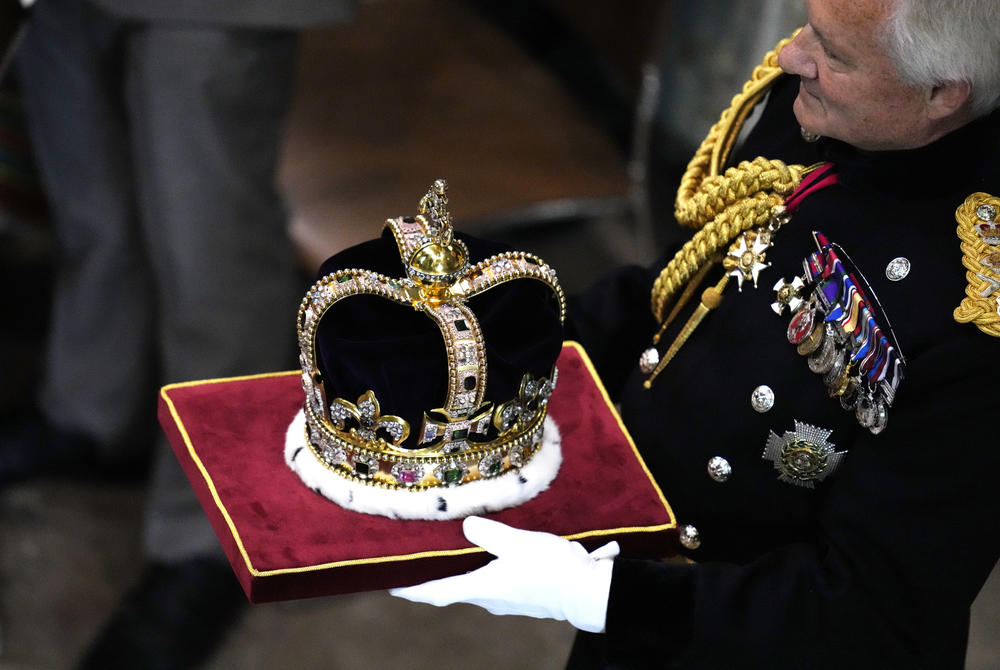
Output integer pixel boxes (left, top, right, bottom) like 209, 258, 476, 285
644, 268, 730, 389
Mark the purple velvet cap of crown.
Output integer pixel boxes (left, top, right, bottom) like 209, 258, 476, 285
311, 228, 563, 449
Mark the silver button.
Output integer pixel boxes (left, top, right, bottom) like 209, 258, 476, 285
679, 524, 701, 550
707, 456, 731, 482
639, 347, 660, 374
750, 385, 775, 413
977, 203, 997, 221
885, 257, 911, 281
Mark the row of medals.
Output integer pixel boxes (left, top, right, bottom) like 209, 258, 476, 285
777, 270, 891, 435
776, 288, 888, 435
639, 220, 893, 436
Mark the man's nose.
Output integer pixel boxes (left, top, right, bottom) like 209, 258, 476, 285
777, 29, 818, 80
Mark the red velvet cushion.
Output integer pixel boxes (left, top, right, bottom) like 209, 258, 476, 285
158, 341, 678, 603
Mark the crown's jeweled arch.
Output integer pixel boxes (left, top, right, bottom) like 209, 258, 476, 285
295, 180, 566, 491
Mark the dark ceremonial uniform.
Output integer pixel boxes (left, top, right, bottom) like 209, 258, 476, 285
567, 74, 1000, 669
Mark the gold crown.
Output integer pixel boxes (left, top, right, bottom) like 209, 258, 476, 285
296, 180, 566, 490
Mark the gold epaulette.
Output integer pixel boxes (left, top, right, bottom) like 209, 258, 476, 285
953, 192, 1000, 337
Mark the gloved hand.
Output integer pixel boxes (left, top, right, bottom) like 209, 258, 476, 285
390, 516, 619, 633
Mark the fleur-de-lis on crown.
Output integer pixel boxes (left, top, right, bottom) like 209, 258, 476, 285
493, 371, 557, 435
329, 390, 410, 446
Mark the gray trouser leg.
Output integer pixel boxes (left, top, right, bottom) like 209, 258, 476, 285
19, 0, 304, 562
16, 0, 157, 460
122, 25, 302, 561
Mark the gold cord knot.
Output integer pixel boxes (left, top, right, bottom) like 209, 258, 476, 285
651, 33, 806, 322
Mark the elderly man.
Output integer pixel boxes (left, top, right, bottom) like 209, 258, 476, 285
393, 0, 1000, 667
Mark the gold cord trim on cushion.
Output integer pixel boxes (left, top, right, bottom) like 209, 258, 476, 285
953, 192, 1000, 337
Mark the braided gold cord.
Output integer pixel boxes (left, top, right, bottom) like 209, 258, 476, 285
675, 157, 800, 227
953, 193, 1000, 337
651, 34, 805, 321
674, 34, 797, 224
652, 191, 784, 319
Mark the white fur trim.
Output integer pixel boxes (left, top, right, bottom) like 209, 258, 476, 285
284, 409, 562, 520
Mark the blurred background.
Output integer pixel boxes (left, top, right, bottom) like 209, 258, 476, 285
1, 1, 997, 668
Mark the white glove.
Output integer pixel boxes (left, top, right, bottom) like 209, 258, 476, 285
390, 516, 619, 633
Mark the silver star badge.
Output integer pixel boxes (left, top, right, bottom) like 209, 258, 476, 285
725, 231, 771, 291
762, 420, 845, 489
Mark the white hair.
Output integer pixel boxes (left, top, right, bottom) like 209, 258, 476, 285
884, 0, 1000, 117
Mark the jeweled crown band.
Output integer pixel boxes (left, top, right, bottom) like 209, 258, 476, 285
301, 367, 556, 490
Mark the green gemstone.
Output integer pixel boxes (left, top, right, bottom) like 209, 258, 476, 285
444, 468, 462, 484
452, 429, 468, 440
336, 274, 352, 283
488, 460, 501, 475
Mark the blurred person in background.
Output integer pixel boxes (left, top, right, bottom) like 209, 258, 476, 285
4, 0, 355, 667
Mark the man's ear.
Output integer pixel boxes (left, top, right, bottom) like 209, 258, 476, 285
926, 80, 972, 120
